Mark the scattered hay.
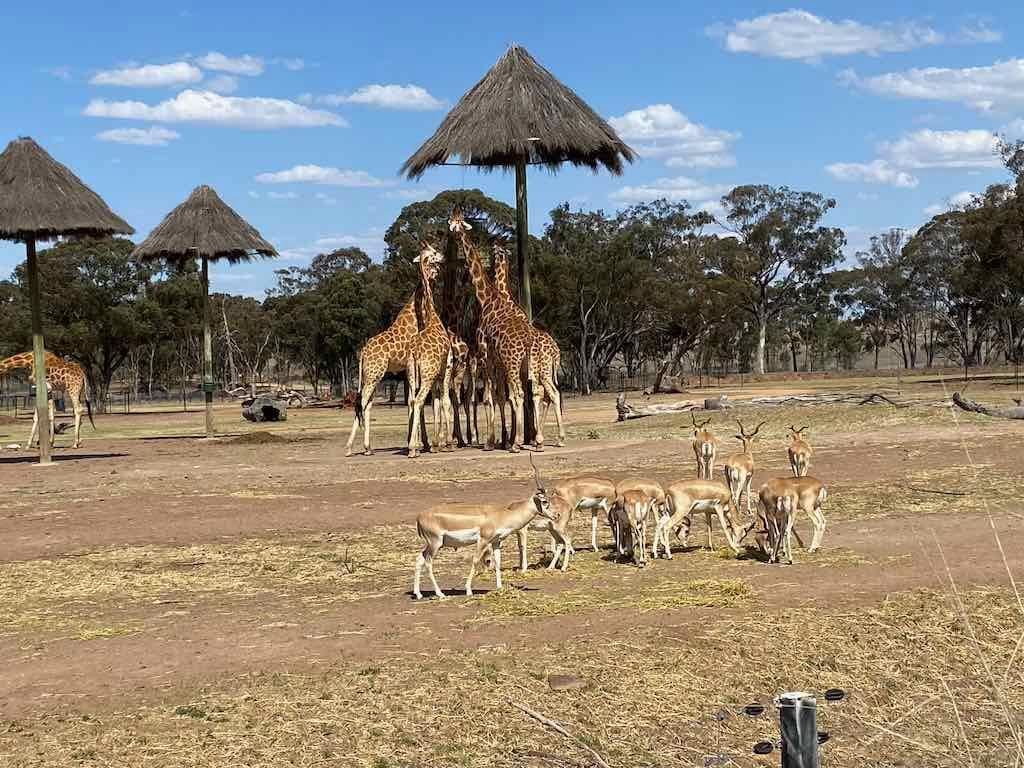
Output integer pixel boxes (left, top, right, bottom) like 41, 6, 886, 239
2, 587, 1019, 768
226, 431, 287, 445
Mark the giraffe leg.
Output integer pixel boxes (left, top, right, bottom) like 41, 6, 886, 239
48, 399, 56, 447
71, 394, 83, 449
542, 377, 565, 447
508, 384, 524, 453
28, 410, 39, 448
345, 382, 377, 457
530, 383, 545, 451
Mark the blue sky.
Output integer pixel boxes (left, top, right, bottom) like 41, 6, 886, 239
2, 2, 1022, 295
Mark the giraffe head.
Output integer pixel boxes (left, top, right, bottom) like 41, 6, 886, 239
412, 241, 444, 281
448, 207, 472, 234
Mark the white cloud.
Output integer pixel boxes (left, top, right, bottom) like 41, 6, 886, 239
91, 61, 203, 88
880, 129, 1000, 169
248, 190, 261, 199
314, 84, 445, 110
608, 104, 738, 168
278, 58, 306, 71
610, 176, 730, 203
255, 164, 389, 187
195, 52, 264, 76
924, 190, 977, 217
385, 188, 433, 201
315, 192, 338, 205
46, 66, 72, 81
267, 191, 299, 200
957, 22, 1002, 44
205, 75, 239, 94
95, 126, 181, 146
313, 231, 385, 258
83, 90, 345, 129
707, 10, 942, 62
1003, 118, 1024, 138
825, 160, 919, 188
842, 58, 1024, 111
857, 191, 880, 201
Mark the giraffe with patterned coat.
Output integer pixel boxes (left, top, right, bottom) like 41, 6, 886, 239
0, 351, 94, 448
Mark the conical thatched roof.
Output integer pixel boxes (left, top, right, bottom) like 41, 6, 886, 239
0, 137, 134, 242
402, 44, 635, 178
132, 185, 278, 264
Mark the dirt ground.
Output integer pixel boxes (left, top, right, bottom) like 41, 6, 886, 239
0, 375, 1022, 767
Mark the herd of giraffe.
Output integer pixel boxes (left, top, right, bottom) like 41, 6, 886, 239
345, 208, 565, 458
0, 351, 93, 449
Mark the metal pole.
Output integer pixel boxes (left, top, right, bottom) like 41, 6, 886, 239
515, 158, 532, 322
778, 692, 819, 768
201, 255, 215, 437
26, 236, 51, 465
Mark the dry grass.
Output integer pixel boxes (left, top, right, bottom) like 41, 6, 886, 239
0, 526, 417, 639
1, 587, 1019, 767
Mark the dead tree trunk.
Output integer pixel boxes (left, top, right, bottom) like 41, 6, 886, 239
952, 392, 1024, 419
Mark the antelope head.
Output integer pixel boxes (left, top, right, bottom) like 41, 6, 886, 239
529, 453, 557, 521
690, 412, 713, 437
788, 425, 808, 441
734, 419, 766, 452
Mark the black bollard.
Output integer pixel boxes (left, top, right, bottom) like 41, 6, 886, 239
777, 692, 819, 768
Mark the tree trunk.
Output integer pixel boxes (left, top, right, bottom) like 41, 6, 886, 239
26, 236, 50, 464
755, 313, 767, 375
201, 257, 215, 437
515, 158, 531, 323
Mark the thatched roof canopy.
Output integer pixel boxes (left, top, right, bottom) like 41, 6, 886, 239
132, 185, 277, 264
402, 44, 635, 178
0, 137, 134, 242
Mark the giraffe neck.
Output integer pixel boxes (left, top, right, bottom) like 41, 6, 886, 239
416, 268, 442, 331
494, 250, 512, 300
456, 231, 492, 311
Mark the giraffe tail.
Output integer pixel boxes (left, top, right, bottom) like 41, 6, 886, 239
86, 396, 95, 431
354, 357, 365, 427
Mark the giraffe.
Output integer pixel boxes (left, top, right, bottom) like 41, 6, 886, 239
491, 243, 566, 449
345, 251, 430, 457
0, 351, 94, 449
406, 243, 454, 458
449, 208, 535, 453
446, 330, 477, 447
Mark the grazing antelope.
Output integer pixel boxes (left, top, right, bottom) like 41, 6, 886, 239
754, 486, 796, 565
722, 420, 766, 516
413, 458, 555, 599
611, 478, 666, 554
691, 413, 718, 480
552, 476, 616, 552
787, 426, 813, 477
516, 492, 575, 572
757, 476, 828, 557
654, 479, 745, 558
616, 490, 653, 566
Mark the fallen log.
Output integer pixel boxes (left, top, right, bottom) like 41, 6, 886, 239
747, 391, 908, 407
615, 393, 728, 421
952, 392, 1024, 420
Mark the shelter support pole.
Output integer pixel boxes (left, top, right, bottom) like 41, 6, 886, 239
515, 158, 532, 322
201, 256, 215, 437
26, 236, 51, 465
778, 692, 819, 768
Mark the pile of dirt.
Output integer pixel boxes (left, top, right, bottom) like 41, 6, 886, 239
226, 431, 288, 445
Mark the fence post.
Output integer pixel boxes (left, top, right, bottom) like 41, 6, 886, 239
777, 692, 819, 768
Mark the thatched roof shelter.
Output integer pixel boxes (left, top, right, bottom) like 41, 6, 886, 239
402, 44, 634, 327
0, 136, 133, 465
0, 137, 134, 241
132, 185, 277, 264
132, 184, 277, 438
402, 45, 635, 177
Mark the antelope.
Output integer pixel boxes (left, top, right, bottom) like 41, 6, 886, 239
611, 478, 666, 555
615, 490, 653, 566
413, 457, 556, 599
787, 426, 813, 477
516, 492, 575, 572
757, 476, 829, 558
551, 476, 617, 552
654, 479, 745, 558
722, 420, 766, 516
691, 413, 718, 480
754, 486, 796, 565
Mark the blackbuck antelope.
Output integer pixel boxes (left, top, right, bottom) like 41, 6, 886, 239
614, 490, 653, 566
654, 479, 745, 558
552, 476, 617, 552
611, 478, 666, 554
757, 476, 829, 561
787, 426, 813, 477
413, 457, 556, 599
722, 420, 766, 515
755, 484, 796, 565
690, 413, 718, 480
516, 492, 575, 572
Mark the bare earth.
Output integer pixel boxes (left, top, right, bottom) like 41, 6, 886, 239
0, 379, 1021, 767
